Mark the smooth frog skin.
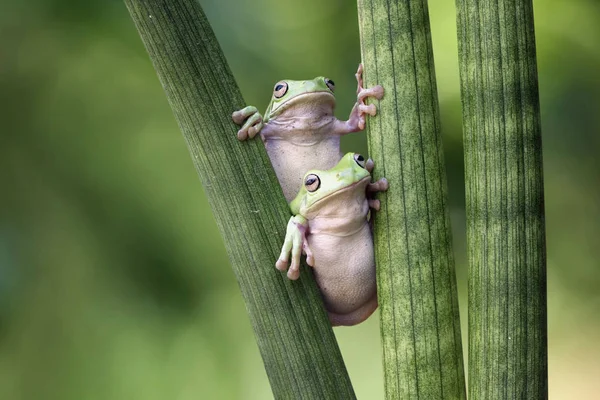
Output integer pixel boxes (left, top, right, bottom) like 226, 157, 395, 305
275, 153, 388, 326
232, 64, 384, 201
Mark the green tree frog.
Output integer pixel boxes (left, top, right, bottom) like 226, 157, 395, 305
275, 152, 388, 326
232, 64, 384, 201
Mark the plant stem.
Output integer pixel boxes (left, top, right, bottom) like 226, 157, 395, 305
357, 1, 466, 398
123, 1, 356, 398
455, 0, 548, 398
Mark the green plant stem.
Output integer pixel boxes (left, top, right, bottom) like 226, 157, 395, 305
357, 1, 466, 398
123, 1, 355, 398
455, 0, 548, 398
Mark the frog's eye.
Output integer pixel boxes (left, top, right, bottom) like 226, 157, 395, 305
325, 78, 335, 92
273, 81, 288, 98
305, 174, 321, 192
354, 154, 366, 168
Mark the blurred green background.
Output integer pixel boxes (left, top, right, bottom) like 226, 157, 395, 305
1, 0, 599, 398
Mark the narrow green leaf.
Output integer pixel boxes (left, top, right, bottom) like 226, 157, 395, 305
357, 0, 466, 398
455, 0, 548, 398
123, 1, 356, 398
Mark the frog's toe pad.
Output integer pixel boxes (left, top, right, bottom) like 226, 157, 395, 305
368, 199, 380, 211
358, 104, 377, 116
287, 267, 300, 280
237, 129, 249, 141
231, 111, 244, 124
368, 177, 389, 193
371, 85, 384, 99
275, 259, 288, 271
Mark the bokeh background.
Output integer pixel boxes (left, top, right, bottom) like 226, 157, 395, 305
1, 0, 599, 398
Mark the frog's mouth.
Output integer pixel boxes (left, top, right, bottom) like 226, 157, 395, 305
308, 176, 371, 208
271, 91, 335, 117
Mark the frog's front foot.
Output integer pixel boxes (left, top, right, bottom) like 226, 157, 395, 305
368, 177, 389, 194
232, 106, 264, 140
367, 172, 389, 211
355, 63, 384, 130
276, 215, 312, 280
365, 158, 388, 191
336, 65, 384, 134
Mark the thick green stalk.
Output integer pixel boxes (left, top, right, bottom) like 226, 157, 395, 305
357, 1, 466, 398
455, 0, 548, 398
123, 1, 355, 398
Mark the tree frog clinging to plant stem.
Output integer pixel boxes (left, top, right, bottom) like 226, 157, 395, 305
276, 153, 388, 326
232, 64, 384, 201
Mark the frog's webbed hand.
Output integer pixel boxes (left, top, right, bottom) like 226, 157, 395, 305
366, 158, 389, 211
355, 63, 384, 130
335, 63, 384, 135
275, 215, 313, 280
232, 106, 264, 140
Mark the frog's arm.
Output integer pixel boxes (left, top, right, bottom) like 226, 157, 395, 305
333, 63, 384, 135
232, 106, 264, 140
363, 158, 389, 211
275, 215, 314, 280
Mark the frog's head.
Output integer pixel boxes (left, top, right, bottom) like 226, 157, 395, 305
290, 153, 371, 215
264, 76, 336, 122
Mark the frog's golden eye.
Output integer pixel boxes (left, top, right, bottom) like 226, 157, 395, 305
354, 154, 366, 169
273, 81, 288, 98
325, 78, 335, 92
305, 174, 321, 192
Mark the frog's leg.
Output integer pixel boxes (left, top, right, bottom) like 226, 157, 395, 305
334, 64, 384, 134
328, 294, 378, 327
275, 215, 312, 280
367, 178, 388, 211
365, 158, 389, 211
343, 65, 384, 133
232, 106, 264, 140
355, 63, 384, 129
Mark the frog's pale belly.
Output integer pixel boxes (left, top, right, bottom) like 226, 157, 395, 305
265, 137, 342, 201
307, 222, 376, 316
